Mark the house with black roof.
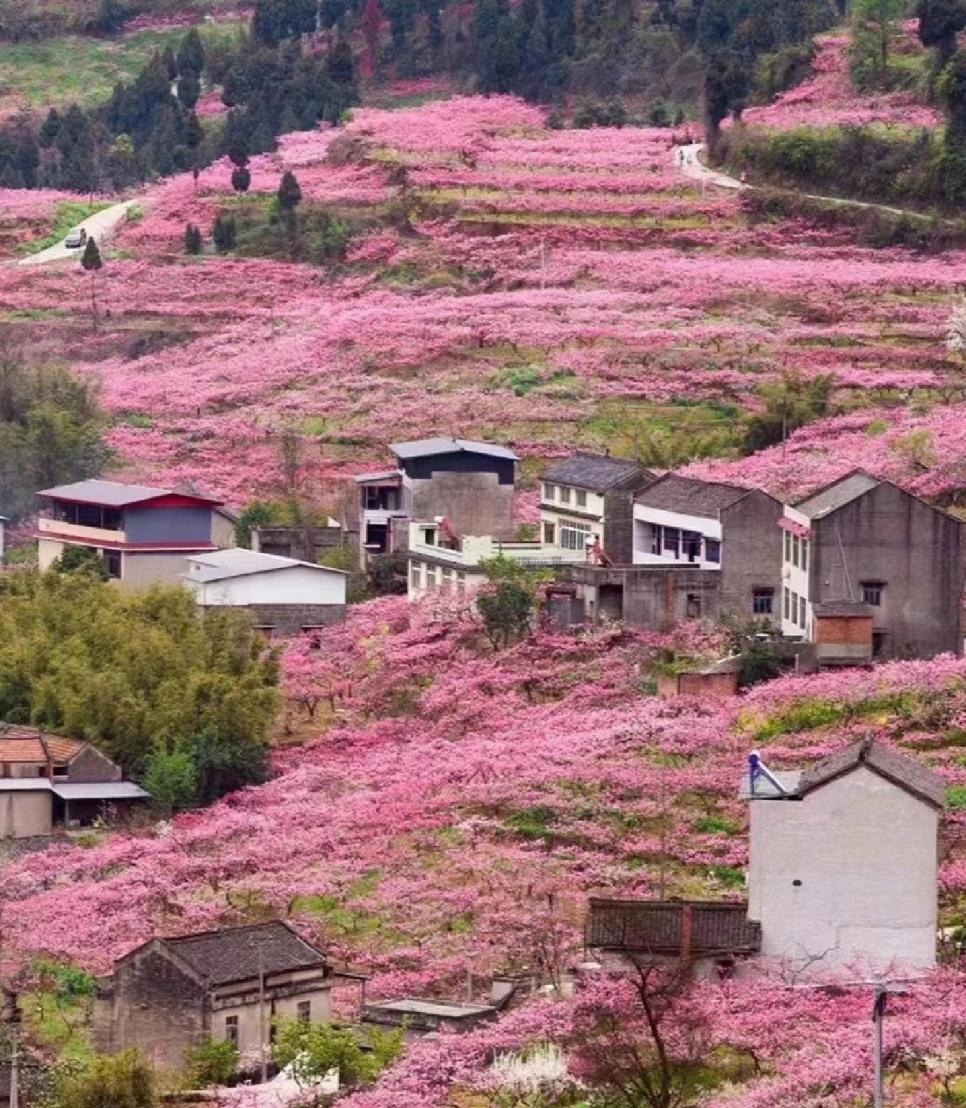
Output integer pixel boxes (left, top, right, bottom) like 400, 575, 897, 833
780, 469, 964, 659
540, 452, 654, 565
93, 921, 334, 1074
355, 437, 518, 567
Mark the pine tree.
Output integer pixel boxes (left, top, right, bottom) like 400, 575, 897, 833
176, 28, 206, 78
231, 164, 252, 192
39, 108, 62, 149
177, 72, 201, 110
212, 213, 237, 252
81, 238, 103, 332
184, 223, 203, 255
277, 169, 302, 210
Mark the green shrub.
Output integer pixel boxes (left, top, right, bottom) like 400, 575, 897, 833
143, 745, 199, 816
184, 1037, 238, 1087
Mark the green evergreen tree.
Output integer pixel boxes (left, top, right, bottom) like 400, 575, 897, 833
277, 169, 302, 210
231, 164, 252, 192
212, 212, 237, 252
184, 223, 203, 254
176, 28, 206, 78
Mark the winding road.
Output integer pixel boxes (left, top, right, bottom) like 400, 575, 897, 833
17, 199, 140, 267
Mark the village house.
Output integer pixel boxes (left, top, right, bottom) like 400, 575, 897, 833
0, 725, 148, 839
355, 437, 518, 567
182, 548, 347, 637
587, 738, 943, 980
361, 979, 521, 1043
780, 470, 964, 660
37, 480, 235, 587
540, 452, 654, 565
93, 921, 334, 1074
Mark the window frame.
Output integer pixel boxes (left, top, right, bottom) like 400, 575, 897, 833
559, 519, 592, 551
704, 539, 721, 564
861, 580, 884, 606
224, 1014, 239, 1048
575, 489, 587, 508
752, 588, 774, 615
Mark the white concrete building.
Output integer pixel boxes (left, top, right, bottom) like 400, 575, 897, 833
742, 737, 944, 978
183, 548, 347, 637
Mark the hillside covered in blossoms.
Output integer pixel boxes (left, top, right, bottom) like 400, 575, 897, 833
5, 0, 966, 1104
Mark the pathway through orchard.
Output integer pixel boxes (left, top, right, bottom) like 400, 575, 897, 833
17, 198, 142, 266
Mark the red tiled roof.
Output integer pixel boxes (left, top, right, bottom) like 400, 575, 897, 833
0, 725, 85, 765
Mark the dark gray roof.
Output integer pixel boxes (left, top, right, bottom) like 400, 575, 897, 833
812, 601, 874, 617
542, 452, 653, 493
586, 898, 761, 955
636, 474, 751, 517
390, 437, 517, 461
793, 471, 880, 520
159, 921, 326, 986
798, 737, 945, 809
39, 479, 221, 507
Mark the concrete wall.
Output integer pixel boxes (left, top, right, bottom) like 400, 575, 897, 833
603, 489, 636, 565
124, 506, 216, 544
410, 472, 515, 540
0, 791, 52, 838
565, 565, 721, 630
748, 766, 938, 976
212, 511, 236, 549
243, 603, 346, 636
37, 537, 63, 572
187, 566, 346, 607
812, 484, 963, 659
253, 526, 345, 562
100, 948, 208, 1071
408, 557, 482, 600
720, 491, 784, 620
121, 552, 193, 589
68, 745, 122, 783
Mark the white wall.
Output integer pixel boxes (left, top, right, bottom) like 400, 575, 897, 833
748, 766, 938, 976
632, 505, 721, 566
187, 566, 346, 607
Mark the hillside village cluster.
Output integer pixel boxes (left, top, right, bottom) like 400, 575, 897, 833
0, 436, 960, 1102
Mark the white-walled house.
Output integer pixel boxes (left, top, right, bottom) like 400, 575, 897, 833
183, 549, 347, 637
742, 737, 944, 977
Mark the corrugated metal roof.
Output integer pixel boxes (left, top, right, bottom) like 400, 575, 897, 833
636, 474, 751, 517
543, 452, 652, 492
38, 479, 221, 507
390, 437, 517, 461
185, 547, 348, 582
794, 471, 880, 520
363, 999, 494, 1018
52, 782, 150, 801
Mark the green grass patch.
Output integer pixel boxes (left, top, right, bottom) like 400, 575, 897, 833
694, 814, 740, 835
502, 805, 558, 839
947, 785, 966, 809
747, 690, 929, 742
705, 864, 745, 889
0, 22, 244, 110
16, 200, 112, 257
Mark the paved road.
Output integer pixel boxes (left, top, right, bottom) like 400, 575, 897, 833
18, 199, 139, 267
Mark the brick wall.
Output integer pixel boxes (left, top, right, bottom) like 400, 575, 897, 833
247, 603, 346, 637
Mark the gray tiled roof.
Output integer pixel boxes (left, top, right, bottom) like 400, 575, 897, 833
542, 452, 653, 492
793, 471, 880, 520
586, 899, 761, 955
38, 479, 221, 507
635, 474, 751, 517
798, 737, 945, 809
161, 921, 327, 986
390, 437, 517, 461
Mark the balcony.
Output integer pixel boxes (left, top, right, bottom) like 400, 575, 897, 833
38, 516, 127, 546
408, 527, 588, 570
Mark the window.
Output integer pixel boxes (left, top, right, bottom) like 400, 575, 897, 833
297, 1001, 311, 1023
685, 593, 701, 618
441, 568, 453, 592
423, 527, 436, 547
682, 531, 702, 562
662, 527, 680, 558
861, 581, 884, 606
560, 520, 591, 551
650, 525, 663, 555
559, 486, 571, 505
543, 483, 556, 501
575, 489, 587, 508
784, 531, 791, 562
791, 535, 800, 568
705, 539, 721, 564
456, 572, 466, 595
800, 538, 808, 572
798, 595, 807, 628
753, 588, 774, 615
784, 587, 791, 621
410, 561, 422, 590
224, 1015, 239, 1048
425, 566, 437, 589
543, 521, 555, 545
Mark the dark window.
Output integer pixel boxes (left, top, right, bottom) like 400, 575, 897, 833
225, 1015, 239, 1047
861, 581, 884, 606
663, 527, 680, 558
102, 508, 122, 531
783, 531, 791, 562
753, 588, 774, 615
297, 1001, 311, 1023
103, 550, 121, 579
872, 631, 887, 657
685, 592, 701, 618
705, 539, 721, 564
650, 525, 662, 555
784, 587, 791, 620
543, 521, 555, 545
798, 595, 807, 628
575, 489, 587, 508
683, 531, 702, 562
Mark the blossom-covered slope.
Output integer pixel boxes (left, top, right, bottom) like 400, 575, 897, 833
3, 600, 966, 1106
0, 94, 963, 504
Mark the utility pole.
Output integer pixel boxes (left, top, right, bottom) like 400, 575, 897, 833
258, 942, 267, 1085
872, 983, 907, 1108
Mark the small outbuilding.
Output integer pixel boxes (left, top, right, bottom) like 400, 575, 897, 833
183, 548, 347, 637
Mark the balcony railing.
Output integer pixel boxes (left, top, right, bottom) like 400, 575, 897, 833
38, 517, 127, 544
